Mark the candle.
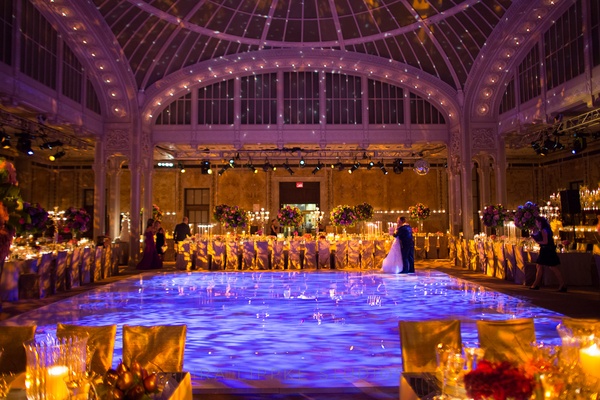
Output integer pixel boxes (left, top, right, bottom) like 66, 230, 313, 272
579, 343, 600, 379
46, 365, 69, 400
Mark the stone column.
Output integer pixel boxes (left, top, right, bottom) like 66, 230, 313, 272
107, 156, 126, 240
92, 142, 106, 239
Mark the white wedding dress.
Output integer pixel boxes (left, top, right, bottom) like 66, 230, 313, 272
381, 238, 404, 274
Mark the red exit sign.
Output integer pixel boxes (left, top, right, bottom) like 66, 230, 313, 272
296, 182, 303, 188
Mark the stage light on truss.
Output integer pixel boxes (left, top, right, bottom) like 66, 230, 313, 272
367, 160, 375, 170
299, 157, 306, 168
48, 150, 66, 161
312, 161, 323, 175
16, 136, 34, 155
282, 160, 294, 175
393, 159, 404, 174
571, 137, 587, 154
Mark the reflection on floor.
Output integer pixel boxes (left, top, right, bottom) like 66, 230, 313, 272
0, 268, 564, 399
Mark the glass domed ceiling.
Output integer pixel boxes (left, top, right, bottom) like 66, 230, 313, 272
93, 0, 512, 89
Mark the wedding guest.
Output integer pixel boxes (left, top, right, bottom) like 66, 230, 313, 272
530, 216, 566, 292
270, 218, 281, 236
155, 222, 166, 260
136, 219, 163, 270
174, 216, 191, 250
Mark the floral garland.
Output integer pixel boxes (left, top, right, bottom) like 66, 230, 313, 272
213, 204, 248, 229
513, 201, 540, 230
481, 204, 508, 228
64, 207, 91, 236
354, 202, 374, 221
330, 205, 358, 227
18, 202, 50, 236
277, 205, 303, 227
408, 202, 431, 220
464, 360, 534, 400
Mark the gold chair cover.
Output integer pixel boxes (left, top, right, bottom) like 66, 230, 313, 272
225, 240, 239, 270
123, 325, 187, 372
334, 241, 347, 269
288, 240, 301, 270
0, 325, 36, 373
303, 241, 317, 269
56, 323, 117, 376
317, 239, 330, 269
271, 240, 285, 270
373, 240, 387, 270
477, 318, 535, 364
399, 320, 461, 372
255, 241, 269, 270
561, 317, 600, 336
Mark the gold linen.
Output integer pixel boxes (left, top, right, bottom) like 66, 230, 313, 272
399, 320, 461, 372
56, 323, 117, 376
477, 318, 535, 364
123, 325, 187, 372
561, 318, 600, 336
0, 326, 36, 374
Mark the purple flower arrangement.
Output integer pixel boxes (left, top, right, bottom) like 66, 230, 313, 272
354, 202, 374, 221
330, 205, 358, 227
277, 205, 303, 227
18, 202, 50, 235
213, 204, 248, 229
64, 207, 91, 235
409, 202, 431, 220
481, 204, 508, 228
513, 201, 540, 229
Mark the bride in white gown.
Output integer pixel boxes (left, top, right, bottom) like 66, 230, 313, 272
381, 237, 404, 273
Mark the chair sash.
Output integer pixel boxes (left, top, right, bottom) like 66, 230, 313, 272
0, 325, 36, 374
69, 247, 82, 288
81, 247, 92, 285
242, 241, 256, 270
271, 240, 285, 270
477, 318, 536, 364
347, 240, 360, 267
373, 240, 387, 270
493, 242, 506, 280
94, 246, 104, 282
455, 238, 464, 267
484, 241, 495, 277
317, 239, 331, 269
468, 240, 479, 271
54, 250, 69, 292
57, 323, 117, 377
123, 325, 187, 372
195, 240, 210, 270
361, 240, 374, 269
225, 241, 239, 270
255, 241, 269, 270
38, 252, 54, 298
399, 320, 462, 373
461, 240, 469, 269
0, 260, 20, 301
334, 241, 347, 269
103, 244, 112, 278
210, 240, 226, 270
288, 240, 301, 270
303, 241, 317, 269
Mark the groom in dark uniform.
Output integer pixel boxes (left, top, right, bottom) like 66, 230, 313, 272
394, 216, 415, 273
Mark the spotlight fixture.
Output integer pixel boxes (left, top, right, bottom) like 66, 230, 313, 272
40, 140, 63, 150
0, 131, 10, 149
377, 161, 388, 175
552, 139, 565, 151
228, 157, 235, 166
48, 150, 66, 161
157, 162, 174, 167
282, 160, 294, 175
367, 160, 374, 170
336, 162, 344, 171
16, 136, 34, 155
218, 163, 232, 175
312, 161, 323, 175
531, 141, 541, 152
392, 159, 404, 174
349, 160, 360, 173
571, 137, 587, 154
179, 163, 186, 173
201, 160, 212, 174
299, 157, 306, 168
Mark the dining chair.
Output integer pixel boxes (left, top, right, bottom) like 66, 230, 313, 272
123, 325, 187, 372
56, 323, 117, 377
271, 240, 285, 270
0, 325, 36, 374
476, 318, 536, 364
317, 238, 330, 270
399, 320, 461, 372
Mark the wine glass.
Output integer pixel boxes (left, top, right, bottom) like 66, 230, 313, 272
462, 341, 483, 372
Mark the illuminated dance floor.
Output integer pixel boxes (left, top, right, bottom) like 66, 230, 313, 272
0, 270, 564, 394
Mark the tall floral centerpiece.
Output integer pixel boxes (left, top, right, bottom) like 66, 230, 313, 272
513, 201, 540, 233
63, 207, 91, 239
354, 202, 374, 236
277, 205, 303, 237
482, 204, 508, 236
152, 204, 163, 222
408, 202, 430, 232
213, 204, 248, 234
331, 205, 358, 235
18, 202, 50, 237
